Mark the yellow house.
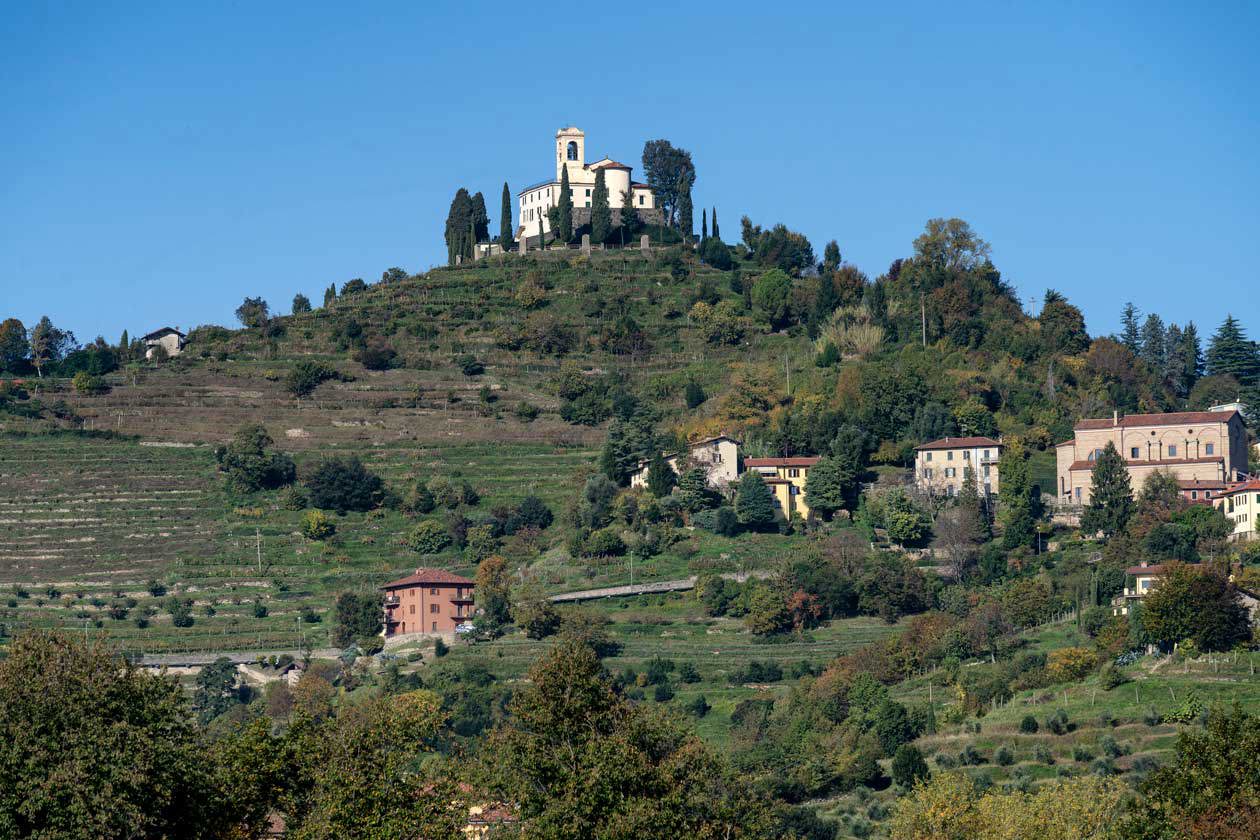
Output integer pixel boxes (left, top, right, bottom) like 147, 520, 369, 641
744, 457, 820, 520
1112, 561, 1173, 615
1215, 479, 1260, 542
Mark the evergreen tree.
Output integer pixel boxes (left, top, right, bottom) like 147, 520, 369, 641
599, 415, 656, 486
1206, 315, 1259, 384
444, 187, 475, 265
957, 464, 991, 541
675, 468, 719, 513
812, 272, 839, 330
701, 208, 708, 241
803, 455, 855, 519
500, 182, 513, 249
734, 471, 777, 529
556, 167, 573, 243
1080, 442, 1134, 538
292, 293, 312, 315
997, 439, 1035, 549
684, 380, 706, 409
1139, 313, 1167, 370
1162, 323, 1185, 396
537, 215, 544, 249
619, 187, 638, 238
823, 240, 841, 273
677, 178, 693, 239
590, 169, 611, 244
1120, 302, 1141, 352
645, 452, 676, 497
1179, 322, 1204, 391
891, 744, 930, 788
711, 207, 719, 240
471, 191, 490, 243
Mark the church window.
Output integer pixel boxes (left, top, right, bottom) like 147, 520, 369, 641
567, 141, 578, 160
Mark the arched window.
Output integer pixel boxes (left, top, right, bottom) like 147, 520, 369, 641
566, 141, 578, 161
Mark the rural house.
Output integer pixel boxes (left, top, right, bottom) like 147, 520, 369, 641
1055, 408, 1248, 506
629, 434, 741, 489
382, 567, 475, 638
744, 456, 821, 520
913, 436, 1002, 498
141, 327, 185, 359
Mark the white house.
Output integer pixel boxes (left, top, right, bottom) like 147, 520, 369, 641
629, 435, 741, 490
516, 127, 657, 243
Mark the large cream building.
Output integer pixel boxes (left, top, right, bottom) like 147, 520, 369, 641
516, 127, 656, 243
1055, 409, 1248, 506
913, 436, 1002, 497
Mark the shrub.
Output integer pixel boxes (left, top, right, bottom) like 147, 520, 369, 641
305, 457, 385, 513
279, 485, 309, 510
215, 425, 296, 492
1099, 663, 1129, 690
71, 371, 108, 395
514, 401, 540, 422
891, 744, 930, 788
653, 682, 674, 702
456, 354, 484, 376
958, 744, 985, 766
1046, 646, 1097, 682
582, 528, 625, 557
933, 752, 958, 769
300, 510, 335, 541
355, 343, 398, 371
1072, 745, 1094, 762
146, 580, 166, 597
300, 606, 321, 624
1099, 735, 1125, 758
1143, 707, 1162, 726
285, 360, 336, 397
1046, 709, 1071, 735
406, 520, 451, 555
252, 602, 269, 618
433, 638, 449, 657
684, 694, 710, 718
995, 745, 1015, 766
1033, 744, 1054, 764
1019, 714, 1039, 734
677, 662, 701, 683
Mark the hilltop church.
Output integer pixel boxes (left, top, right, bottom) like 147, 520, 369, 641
515, 127, 659, 244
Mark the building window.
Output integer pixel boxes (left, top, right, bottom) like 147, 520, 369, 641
409, 604, 415, 614
1206, 443, 1214, 455
431, 621, 437, 632
944, 467, 956, 478
925, 452, 933, 461
1130, 447, 1139, 459
566, 141, 578, 160
982, 464, 990, 477
947, 451, 954, 460
983, 449, 990, 459
963, 451, 971, 460
788, 468, 799, 478
923, 468, 933, 478
430, 604, 439, 614
1192, 491, 1199, 500
638, 195, 644, 205
1168, 444, 1178, 457
430, 588, 437, 595
585, 189, 591, 197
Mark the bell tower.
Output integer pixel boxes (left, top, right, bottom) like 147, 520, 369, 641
556, 126, 585, 181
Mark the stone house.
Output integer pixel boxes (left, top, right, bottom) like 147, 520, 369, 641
744, 457, 821, 520
1055, 409, 1248, 506
629, 435, 741, 490
141, 327, 185, 359
912, 436, 1002, 498
382, 567, 475, 638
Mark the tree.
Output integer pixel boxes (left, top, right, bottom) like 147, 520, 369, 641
475, 555, 512, 630
478, 638, 779, 838
556, 166, 573, 243
1080, 442, 1133, 538
291, 293, 312, 314
675, 467, 719, 513
323, 283, 336, 306
27, 316, 75, 377
1120, 302, 1141, 352
891, 744, 930, 788
711, 207, 719, 239
405, 520, 451, 554
1141, 563, 1250, 651
645, 452, 676, 498
214, 424, 296, 492
997, 439, 1036, 548
590, 168, 611, 243
618, 187, 639, 239
735, 471, 778, 529
823, 240, 841, 273
804, 455, 855, 519
0, 318, 28, 370
444, 187, 474, 265
304, 457, 385, 513
332, 592, 383, 647
701, 208, 707, 240
1039, 289, 1089, 355
641, 139, 695, 228
745, 585, 792, 636
742, 218, 816, 275
0, 632, 235, 838
234, 297, 270, 329
1206, 315, 1259, 384
677, 177, 693, 239
750, 268, 794, 329
1139, 313, 1167, 371
684, 380, 706, 409
513, 590, 561, 639
471, 191, 489, 242
500, 182, 514, 248
192, 657, 242, 723
1176, 322, 1204, 395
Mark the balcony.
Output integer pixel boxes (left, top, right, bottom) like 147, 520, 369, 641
384, 595, 400, 608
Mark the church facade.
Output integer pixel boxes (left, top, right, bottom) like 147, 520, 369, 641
516, 127, 658, 243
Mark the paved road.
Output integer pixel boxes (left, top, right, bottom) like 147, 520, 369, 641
549, 570, 773, 603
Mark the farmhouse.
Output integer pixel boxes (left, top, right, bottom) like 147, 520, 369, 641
141, 327, 185, 359
629, 435, 741, 490
913, 436, 1002, 498
745, 456, 821, 520
515, 126, 659, 243
382, 567, 475, 638
1055, 408, 1248, 506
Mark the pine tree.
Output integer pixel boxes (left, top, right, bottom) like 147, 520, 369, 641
677, 178, 693, 239
711, 207, 719, 240
734, 471, 777, 530
1120, 303, 1141, 353
1179, 322, 1204, 392
556, 167, 573, 244
803, 456, 855, 519
500, 182, 513, 250
118, 329, 128, 352
1206, 315, 1259, 384
645, 452, 676, 498
590, 169, 611, 244
1162, 324, 1185, 396
1080, 442, 1134, 538
701, 208, 708, 241
1140, 313, 1166, 370
823, 240, 841, 273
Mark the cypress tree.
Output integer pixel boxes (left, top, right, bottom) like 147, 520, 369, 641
471, 191, 489, 242
677, 179, 693, 239
324, 284, 336, 306
556, 167, 573, 244
1120, 303, 1141, 353
590, 169, 611, 244
537, 216, 544, 250
444, 188, 474, 265
711, 207, 719, 240
500, 182, 513, 250
701, 208, 708, 241
1081, 442, 1134, 538
734, 471, 777, 530
645, 452, 676, 498
118, 330, 128, 353
1206, 315, 1259, 384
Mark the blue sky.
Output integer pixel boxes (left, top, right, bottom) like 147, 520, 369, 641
2, 1, 1257, 343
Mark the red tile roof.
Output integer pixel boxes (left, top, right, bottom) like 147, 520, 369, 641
745, 457, 822, 468
383, 567, 474, 589
1177, 479, 1228, 490
1067, 456, 1223, 472
590, 159, 631, 170
1219, 479, 1260, 496
631, 182, 651, 189
1075, 410, 1239, 430
914, 436, 1002, 451
1126, 563, 1174, 576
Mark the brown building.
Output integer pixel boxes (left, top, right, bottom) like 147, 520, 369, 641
382, 567, 475, 637
1055, 409, 1247, 506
